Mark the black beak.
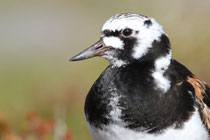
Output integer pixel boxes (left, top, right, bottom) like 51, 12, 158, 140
70, 38, 111, 61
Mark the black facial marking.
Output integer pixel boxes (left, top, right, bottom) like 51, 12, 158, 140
144, 19, 152, 27
103, 30, 121, 37
102, 28, 138, 63
117, 37, 137, 62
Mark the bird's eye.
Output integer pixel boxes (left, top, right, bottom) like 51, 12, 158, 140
122, 28, 133, 37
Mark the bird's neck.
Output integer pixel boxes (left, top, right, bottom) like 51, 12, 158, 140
132, 35, 172, 93
151, 51, 172, 92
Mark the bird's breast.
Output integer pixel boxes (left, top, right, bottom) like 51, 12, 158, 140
84, 64, 208, 139
84, 65, 164, 131
85, 108, 208, 140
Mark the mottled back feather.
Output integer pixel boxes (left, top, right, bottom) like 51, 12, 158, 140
187, 76, 210, 133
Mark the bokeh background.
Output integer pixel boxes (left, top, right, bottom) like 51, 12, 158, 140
0, 0, 210, 139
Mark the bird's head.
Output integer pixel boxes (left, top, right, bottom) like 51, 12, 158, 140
70, 13, 171, 67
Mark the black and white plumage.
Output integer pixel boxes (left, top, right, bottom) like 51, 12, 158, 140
70, 13, 210, 140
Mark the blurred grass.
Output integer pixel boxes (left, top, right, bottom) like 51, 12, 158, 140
0, 0, 210, 139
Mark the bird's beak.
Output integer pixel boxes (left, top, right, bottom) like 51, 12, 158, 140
70, 38, 111, 61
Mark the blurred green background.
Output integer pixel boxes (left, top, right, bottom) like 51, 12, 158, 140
0, 0, 210, 139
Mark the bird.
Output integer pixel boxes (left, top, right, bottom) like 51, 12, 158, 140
70, 13, 210, 140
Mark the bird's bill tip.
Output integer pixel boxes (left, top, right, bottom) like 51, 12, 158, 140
70, 38, 109, 62
69, 52, 89, 61
69, 57, 78, 61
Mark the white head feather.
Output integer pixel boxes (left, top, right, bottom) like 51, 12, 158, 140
102, 13, 165, 59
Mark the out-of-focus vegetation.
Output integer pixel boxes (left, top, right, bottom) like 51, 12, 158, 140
0, 0, 209, 139
0, 111, 72, 140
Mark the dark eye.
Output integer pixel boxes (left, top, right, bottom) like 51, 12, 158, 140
122, 28, 133, 37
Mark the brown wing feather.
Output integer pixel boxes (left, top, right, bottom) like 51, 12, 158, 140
187, 76, 210, 133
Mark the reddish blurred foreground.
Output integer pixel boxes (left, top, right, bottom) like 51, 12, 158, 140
0, 111, 73, 140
